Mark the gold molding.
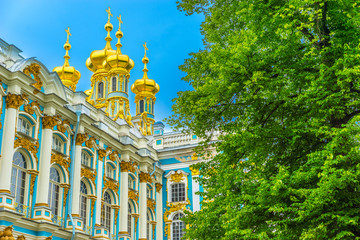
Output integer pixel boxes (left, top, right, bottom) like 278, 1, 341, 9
109, 150, 118, 162
139, 172, 152, 183
81, 167, 97, 187
128, 189, 138, 202
103, 177, 119, 193
61, 183, 70, 209
51, 153, 70, 174
23, 63, 42, 90
14, 135, 39, 163
120, 161, 131, 172
76, 133, 88, 146
147, 199, 156, 211
170, 172, 184, 183
98, 149, 107, 159
85, 136, 97, 149
42, 115, 58, 129
155, 183, 162, 193
28, 170, 39, 196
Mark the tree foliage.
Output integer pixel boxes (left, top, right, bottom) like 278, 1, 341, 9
167, 0, 360, 239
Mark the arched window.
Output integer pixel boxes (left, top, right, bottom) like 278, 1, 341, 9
112, 77, 117, 91
106, 164, 115, 179
48, 167, 60, 216
11, 152, 27, 204
128, 203, 132, 238
80, 181, 88, 227
98, 82, 104, 98
139, 100, 144, 113
124, 77, 128, 93
101, 192, 112, 229
52, 135, 63, 153
17, 117, 32, 136
81, 151, 91, 167
147, 185, 153, 199
172, 213, 185, 240
171, 183, 185, 202
128, 175, 135, 190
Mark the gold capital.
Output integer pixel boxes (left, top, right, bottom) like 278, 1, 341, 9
5, 94, 24, 109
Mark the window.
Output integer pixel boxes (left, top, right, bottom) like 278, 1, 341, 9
128, 176, 135, 190
139, 100, 144, 113
128, 203, 132, 238
171, 183, 185, 202
98, 82, 104, 98
172, 213, 185, 240
81, 151, 91, 167
152, 101, 154, 114
48, 167, 60, 216
101, 192, 112, 229
124, 77, 128, 93
11, 152, 27, 204
112, 77, 116, 91
80, 181, 88, 227
106, 164, 114, 179
17, 117, 31, 136
52, 136, 63, 152
147, 185, 153, 199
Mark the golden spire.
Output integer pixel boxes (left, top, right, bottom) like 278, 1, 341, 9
64, 27, 71, 67
53, 27, 81, 91
104, 7, 113, 50
115, 15, 123, 54
142, 42, 149, 79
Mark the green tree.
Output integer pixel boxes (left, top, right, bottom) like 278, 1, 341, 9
167, 0, 360, 239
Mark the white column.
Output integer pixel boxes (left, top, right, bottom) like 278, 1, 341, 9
71, 140, 82, 216
0, 94, 22, 193
35, 115, 57, 205
95, 152, 104, 225
119, 158, 129, 234
192, 174, 200, 212
155, 182, 163, 240
139, 171, 148, 240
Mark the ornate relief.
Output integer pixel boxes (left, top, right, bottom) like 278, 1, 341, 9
170, 172, 184, 183
98, 149, 107, 159
109, 150, 118, 162
6, 93, 24, 109
85, 136, 97, 149
163, 200, 191, 238
132, 213, 139, 232
17, 236, 26, 240
103, 177, 119, 193
128, 189, 139, 202
88, 195, 97, 218
56, 119, 70, 133
27, 170, 39, 196
61, 183, 70, 209
147, 199, 156, 211
139, 172, 152, 183
190, 166, 200, 176
51, 153, 70, 174
113, 206, 119, 226
81, 167, 97, 186
23, 100, 41, 116
75, 133, 88, 146
120, 161, 131, 172
23, 63, 42, 90
42, 115, 59, 129
155, 183, 163, 193
14, 135, 39, 163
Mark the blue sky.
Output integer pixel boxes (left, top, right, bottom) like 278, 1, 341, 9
0, 0, 203, 125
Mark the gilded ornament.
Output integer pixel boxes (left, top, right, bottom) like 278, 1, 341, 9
27, 170, 39, 196
17, 236, 26, 240
23, 63, 43, 90
109, 150, 118, 162
88, 195, 97, 218
81, 167, 97, 186
132, 214, 139, 231
75, 133, 88, 146
128, 189, 139, 202
191, 152, 198, 161
114, 206, 119, 226
24, 104, 34, 115
155, 183, 163, 193
151, 222, 156, 240
139, 172, 152, 183
61, 183, 70, 209
6, 93, 24, 109
42, 115, 58, 129
51, 153, 71, 174
147, 199, 156, 211
98, 149, 107, 159
103, 177, 119, 193
190, 166, 200, 176
85, 136, 97, 149
120, 161, 131, 172
0, 225, 15, 239
170, 172, 184, 183
14, 136, 39, 163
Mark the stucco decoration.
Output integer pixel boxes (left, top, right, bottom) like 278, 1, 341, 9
6, 93, 25, 109
51, 153, 70, 174
14, 135, 39, 164
23, 63, 42, 91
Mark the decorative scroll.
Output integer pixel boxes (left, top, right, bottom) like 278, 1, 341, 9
109, 150, 118, 162
139, 172, 152, 183
27, 169, 39, 196
14, 135, 39, 163
128, 189, 139, 202
163, 200, 191, 238
42, 115, 59, 129
155, 183, 163, 193
6, 93, 24, 109
61, 183, 70, 209
23, 63, 42, 90
88, 195, 97, 218
51, 153, 71, 174
76, 133, 88, 146
81, 167, 97, 186
147, 199, 156, 211
103, 177, 119, 193
98, 149, 107, 159
170, 172, 184, 183
85, 136, 97, 149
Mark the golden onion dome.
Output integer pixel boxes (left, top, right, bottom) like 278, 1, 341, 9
86, 8, 116, 72
131, 43, 160, 95
103, 15, 134, 72
53, 27, 81, 91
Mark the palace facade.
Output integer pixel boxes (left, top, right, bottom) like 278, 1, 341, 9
0, 9, 215, 240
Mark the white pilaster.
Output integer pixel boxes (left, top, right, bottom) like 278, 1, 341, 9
192, 173, 200, 212
95, 150, 104, 225
139, 170, 148, 240
155, 182, 163, 240
119, 155, 130, 235
71, 143, 82, 216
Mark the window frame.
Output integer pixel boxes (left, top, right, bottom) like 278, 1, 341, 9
11, 151, 28, 205
98, 82, 104, 99
17, 116, 33, 136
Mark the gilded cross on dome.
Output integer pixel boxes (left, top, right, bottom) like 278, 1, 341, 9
106, 7, 113, 21
143, 42, 148, 57
65, 27, 71, 42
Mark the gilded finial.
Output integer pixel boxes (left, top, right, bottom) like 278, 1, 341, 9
115, 14, 123, 53
117, 15, 123, 30
64, 27, 72, 67
104, 7, 113, 50
142, 42, 149, 79
106, 7, 113, 22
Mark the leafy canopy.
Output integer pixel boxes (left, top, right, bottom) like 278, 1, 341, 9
167, 0, 360, 239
